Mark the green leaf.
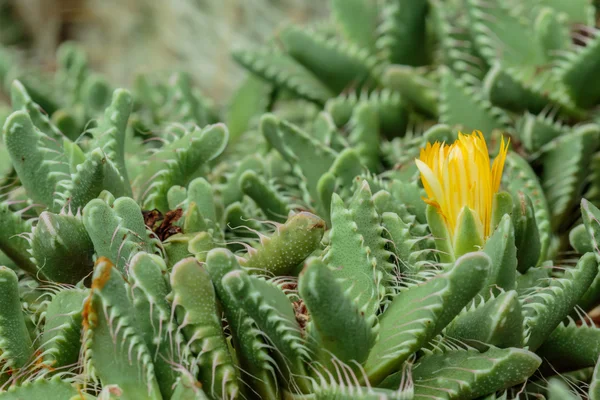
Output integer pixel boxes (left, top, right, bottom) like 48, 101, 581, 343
61, 148, 129, 211
261, 114, 337, 205
226, 75, 272, 141
591, 354, 600, 399
515, 112, 568, 153
453, 206, 484, 259
466, 0, 547, 68
280, 27, 380, 93
503, 152, 551, 265
10, 80, 64, 141
412, 346, 541, 399
0, 202, 36, 274
129, 252, 185, 399
439, 67, 511, 139
426, 204, 454, 263
83, 258, 162, 400
204, 249, 279, 399
331, 0, 378, 51
347, 103, 380, 172
241, 211, 325, 276
539, 125, 600, 230
446, 290, 524, 348
135, 123, 229, 212
87, 88, 134, 194
170, 257, 239, 399
557, 22, 600, 108
483, 63, 573, 116
0, 266, 34, 372
82, 197, 157, 274
364, 251, 491, 385
323, 194, 380, 316
376, 0, 430, 66
233, 47, 335, 104
42, 289, 87, 369
482, 214, 517, 295
0, 377, 91, 400
490, 191, 514, 233
383, 65, 439, 117
299, 257, 377, 368
31, 211, 94, 284
3, 110, 69, 211
535, 0, 595, 25
523, 252, 598, 350
325, 89, 408, 137
537, 320, 600, 372
222, 268, 310, 394
240, 170, 289, 223
534, 7, 571, 61
547, 377, 583, 400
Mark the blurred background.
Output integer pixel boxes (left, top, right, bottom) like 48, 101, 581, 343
0, 0, 329, 105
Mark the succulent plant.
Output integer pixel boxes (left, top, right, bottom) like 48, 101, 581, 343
1, 0, 600, 399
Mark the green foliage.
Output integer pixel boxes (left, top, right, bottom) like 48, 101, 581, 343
1, 0, 600, 397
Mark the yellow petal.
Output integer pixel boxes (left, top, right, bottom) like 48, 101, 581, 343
416, 131, 509, 246
415, 159, 444, 205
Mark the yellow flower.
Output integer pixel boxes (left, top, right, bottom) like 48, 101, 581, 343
415, 131, 509, 244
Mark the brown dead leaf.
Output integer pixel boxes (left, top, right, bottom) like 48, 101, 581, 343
143, 208, 183, 240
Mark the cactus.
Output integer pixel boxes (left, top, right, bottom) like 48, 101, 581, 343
2, 0, 600, 398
